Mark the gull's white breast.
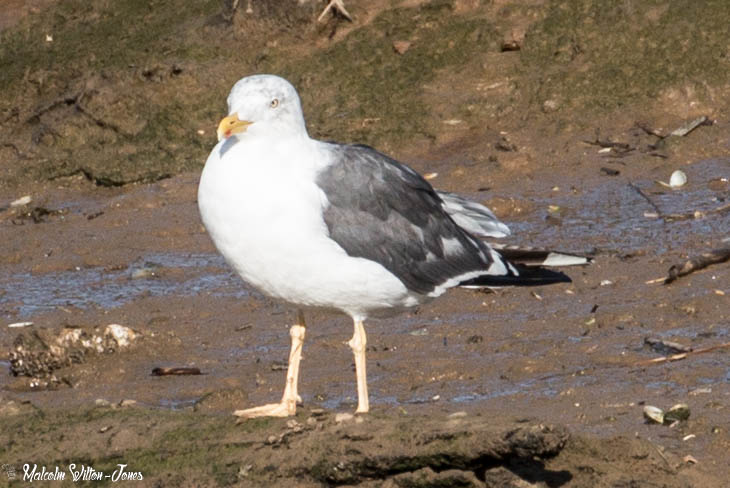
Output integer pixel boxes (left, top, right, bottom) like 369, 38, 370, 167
198, 136, 417, 318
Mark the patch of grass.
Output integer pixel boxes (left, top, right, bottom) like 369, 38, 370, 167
265, 0, 500, 148
0, 0, 219, 96
520, 0, 730, 113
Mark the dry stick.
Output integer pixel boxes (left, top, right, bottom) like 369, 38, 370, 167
634, 342, 730, 366
670, 115, 710, 137
646, 246, 730, 285
665, 247, 730, 283
151, 367, 202, 376
660, 201, 730, 222
628, 182, 662, 216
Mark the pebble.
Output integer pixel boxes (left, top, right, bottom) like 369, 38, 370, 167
335, 413, 354, 423
10, 195, 32, 207
105, 324, 137, 347
310, 408, 327, 417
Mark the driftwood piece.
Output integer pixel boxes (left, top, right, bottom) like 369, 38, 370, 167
634, 342, 730, 366
644, 337, 692, 355
664, 247, 730, 284
670, 116, 711, 137
151, 367, 202, 376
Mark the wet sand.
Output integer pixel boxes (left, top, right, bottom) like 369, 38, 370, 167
1, 155, 728, 485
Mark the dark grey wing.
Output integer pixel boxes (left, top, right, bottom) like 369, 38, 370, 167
316, 144, 509, 295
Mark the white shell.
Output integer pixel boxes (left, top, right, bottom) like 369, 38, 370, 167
7, 321, 34, 328
643, 405, 664, 424
10, 195, 32, 207
669, 170, 687, 188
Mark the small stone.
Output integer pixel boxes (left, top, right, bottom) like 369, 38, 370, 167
119, 399, 137, 407
105, 324, 137, 348
11, 195, 32, 207
335, 412, 354, 423
95, 398, 111, 407
447, 411, 467, 418
131, 268, 156, 279
542, 99, 559, 112
237, 464, 252, 479
310, 408, 327, 417
392, 40, 411, 54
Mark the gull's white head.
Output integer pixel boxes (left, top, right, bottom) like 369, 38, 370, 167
216, 74, 308, 141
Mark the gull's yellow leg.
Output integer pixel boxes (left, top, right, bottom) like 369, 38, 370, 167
348, 319, 369, 413
234, 310, 306, 418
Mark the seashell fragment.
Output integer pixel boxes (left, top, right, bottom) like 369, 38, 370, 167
669, 170, 687, 188
656, 169, 687, 189
665, 403, 690, 422
643, 405, 665, 424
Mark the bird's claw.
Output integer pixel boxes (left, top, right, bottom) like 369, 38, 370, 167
234, 401, 297, 419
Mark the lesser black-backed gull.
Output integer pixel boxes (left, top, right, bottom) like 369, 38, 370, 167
198, 74, 586, 418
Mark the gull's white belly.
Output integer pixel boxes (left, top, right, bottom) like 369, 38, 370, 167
198, 139, 417, 318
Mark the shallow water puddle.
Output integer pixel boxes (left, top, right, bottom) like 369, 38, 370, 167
509, 158, 729, 254
0, 253, 245, 318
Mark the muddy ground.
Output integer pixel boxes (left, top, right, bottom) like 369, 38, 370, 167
1, 0, 729, 486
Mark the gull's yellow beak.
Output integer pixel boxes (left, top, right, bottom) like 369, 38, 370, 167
216, 113, 253, 141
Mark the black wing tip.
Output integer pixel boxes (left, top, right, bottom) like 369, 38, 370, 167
459, 266, 572, 288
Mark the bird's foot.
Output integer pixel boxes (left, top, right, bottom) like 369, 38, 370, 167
234, 401, 296, 419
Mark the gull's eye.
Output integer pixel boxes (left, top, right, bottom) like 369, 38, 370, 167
270, 98, 279, 108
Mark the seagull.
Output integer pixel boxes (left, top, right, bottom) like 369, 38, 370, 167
198, 74, 586, 418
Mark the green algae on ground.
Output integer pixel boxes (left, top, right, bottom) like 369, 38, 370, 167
272, 0, 501, 150
520, 0, 730, 115
1, 0, 730, 188
0, 405, 272, 486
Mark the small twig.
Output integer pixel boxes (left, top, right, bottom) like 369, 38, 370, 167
151, 367, 202, 376
644, 337, 692, 355
665, 247, 730, 284
628, 182, 662, 216
318, 0, 352, 22
650, 443, 674, 472
662, 202, 730, 222
670, 116, 711, 137
646, 246, 730, 284
26, 93, 80, 123
635, 121, 664, 138
634, 341, 730, 366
